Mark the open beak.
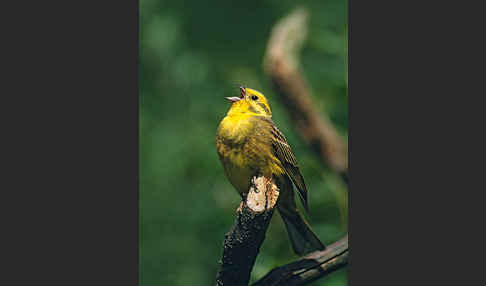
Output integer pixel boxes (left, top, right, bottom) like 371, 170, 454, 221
225, 97, 242, 102
226, 86, 245, 102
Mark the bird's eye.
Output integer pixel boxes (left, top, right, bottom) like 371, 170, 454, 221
251, 95, 258, 100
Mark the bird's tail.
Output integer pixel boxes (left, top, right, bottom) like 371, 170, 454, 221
278, 204, 325, 256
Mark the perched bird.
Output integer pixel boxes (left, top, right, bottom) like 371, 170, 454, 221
216, 86, 325, 255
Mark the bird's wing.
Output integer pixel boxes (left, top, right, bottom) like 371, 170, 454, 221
264, 118, 309, 212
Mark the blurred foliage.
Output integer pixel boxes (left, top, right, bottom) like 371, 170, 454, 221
140, 0, 348, 285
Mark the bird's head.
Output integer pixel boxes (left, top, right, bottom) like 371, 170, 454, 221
226, 86, 272, 117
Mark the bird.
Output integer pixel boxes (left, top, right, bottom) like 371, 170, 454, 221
216, 86, 325, 256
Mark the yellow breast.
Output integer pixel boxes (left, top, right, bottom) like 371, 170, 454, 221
216, 114, 284, 195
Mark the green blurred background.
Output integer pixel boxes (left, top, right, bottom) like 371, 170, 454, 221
140, 0, 348, 285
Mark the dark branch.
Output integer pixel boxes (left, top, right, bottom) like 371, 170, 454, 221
252, 235, 348, 286
216, 176, 280, 286
264, 8, 348, 183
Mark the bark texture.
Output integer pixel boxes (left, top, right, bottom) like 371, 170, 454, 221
216, 176, 279, 286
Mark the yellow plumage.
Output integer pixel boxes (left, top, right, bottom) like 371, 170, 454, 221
216, 86, 325, 255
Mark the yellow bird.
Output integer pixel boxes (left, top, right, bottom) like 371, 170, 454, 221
216, 86, 325, 255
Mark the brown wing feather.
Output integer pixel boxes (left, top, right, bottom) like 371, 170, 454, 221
265, 118, 309, 212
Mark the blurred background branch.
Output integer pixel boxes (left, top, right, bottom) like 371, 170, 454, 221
264, 8, 348, 184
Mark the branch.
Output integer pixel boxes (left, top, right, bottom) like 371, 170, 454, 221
264, 8, 348, 183
252, 235, 348, 286
216, 176, 280, 286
